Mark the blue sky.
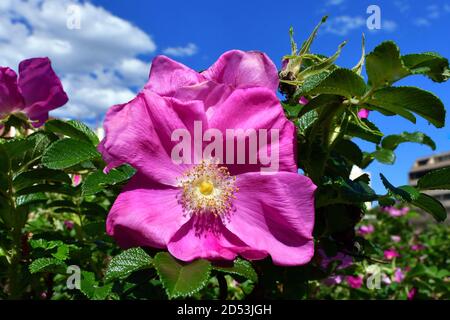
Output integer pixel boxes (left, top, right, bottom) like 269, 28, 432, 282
2, 0, 449, 194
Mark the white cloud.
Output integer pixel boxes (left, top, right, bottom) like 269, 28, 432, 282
0, 0, 156, 122
324, 16, 365, 36
324, 15, 397, 36
381, 20, 397, 32
326, 0, 345, 6
414, 18, 431, 27
413, 4, 450, 27
163, 43, 198, 57
394, 1, 410, 13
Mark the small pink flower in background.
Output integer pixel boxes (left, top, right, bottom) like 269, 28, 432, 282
0, 58, 68, 127
411, 244, 426, 251
382, 274, 392, 285
319, 249, 353, 270
346, 275, 363, 289
407, 287, 417, 300
384, 249, 400, 260
391, 235, 401, 243
383, 206, 409, 217
357, 224, 375, 236
299, 96, 309, 105
100, 51, 316, 266
64, 220, 74, 230
393, 268, 405, 283
357, 108, 370, 119
72, 174, 82, 187
323, 275, 343, 286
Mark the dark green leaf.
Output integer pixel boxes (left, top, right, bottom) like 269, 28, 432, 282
368, 86, 446, 128
82, 165, 136, 196
381, 131, 436, 151
13, 168, 71, 191
305, 68, 367, 98
16, 184, 76, 196
29, 258, 66, 274
366, 41, 410, 87
45, 119, 99, 145
333, 139, 363, 166
213, 259, 258, 282
402, 52, 450, 83
380, 173, 416, 202
105, 247, 153, 282
417, 167, 450, 190
153, 252, 211, 299
80, 271, 113, 300
411, 193, 447, 222
42, 138, 101, 169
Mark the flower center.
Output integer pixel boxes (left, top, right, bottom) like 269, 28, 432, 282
177, 160, 237, 216
198, 180, 214, 195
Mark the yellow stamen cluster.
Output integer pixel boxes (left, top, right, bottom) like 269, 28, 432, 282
177, 160, 237, 217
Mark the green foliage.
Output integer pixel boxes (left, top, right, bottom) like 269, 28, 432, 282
153, 252, 212, 299
42, 138, 101, 169
105, 248, 152, 282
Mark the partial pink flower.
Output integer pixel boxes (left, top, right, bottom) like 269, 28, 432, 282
358, 108, 370, 119
382, 273, 392, 285
393, 268, 405, 283
357, 224, 375, 236
383, 206, 409, 217
318, 249, 353, 270
411, 244, 426, 251
323, 275, 343, 286
0, 58, 68, 127
72, 174, 82, 187
407, 287, 417, 300
384, 249, 400, 260
100, 51, 316, 266
64, 220, 74, 230
299, 96, 309, 105
346, 275, 363, 289
391, 235, 401, 243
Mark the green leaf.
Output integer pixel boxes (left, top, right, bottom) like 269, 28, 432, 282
380, 173, 418, 202
402, 52, 450, 83
16, 193, 47, 207
297, 94, 342, 118
153, 252, 211, 299
411, 193, 447, 222
372, 148, 396, 164
13, 168, 71, 191
368, 86, 446, 128
0, 144, 11, 173
296, 110, 318, 135
213, 259, 258, 282
381, 131, 436, 151
16, 184, 76, 196
417, 167, 450, 190
80, 271, 113, 300
365, 41, 410, 87
304, 68, 367, 98
29, 258, 66, 274
333, 139, 363, 166
82, 165, 136, 196
281, 102, 303, 118
105, 247, 153, 282
316, 177, 378, 207
42, 138, 101, 169
45, 119, 100, 145
346, 119, 383, 144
